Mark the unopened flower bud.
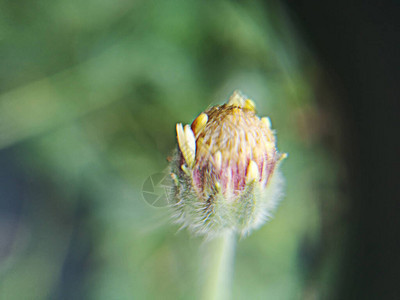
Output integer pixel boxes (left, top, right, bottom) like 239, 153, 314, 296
170, 91, 286, 237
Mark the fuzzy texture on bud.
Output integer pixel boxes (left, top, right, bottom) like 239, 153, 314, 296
170, 91, 286, 237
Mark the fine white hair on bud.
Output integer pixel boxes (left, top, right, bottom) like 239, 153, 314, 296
169, 90, 286, 238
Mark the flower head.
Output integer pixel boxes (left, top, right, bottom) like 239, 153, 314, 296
170, 91, 286, 237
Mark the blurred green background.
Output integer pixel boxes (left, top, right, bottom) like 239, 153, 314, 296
0, 0, 343, 299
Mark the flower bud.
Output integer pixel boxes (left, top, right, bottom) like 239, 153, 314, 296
170, 91, 286, 237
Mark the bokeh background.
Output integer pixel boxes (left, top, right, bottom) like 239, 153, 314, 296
0, 0, 398, 299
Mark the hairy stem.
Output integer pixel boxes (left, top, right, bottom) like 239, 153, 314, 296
201, 231, 236, 300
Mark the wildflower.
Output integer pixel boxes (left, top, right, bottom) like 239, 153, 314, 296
170, 91, 286, 237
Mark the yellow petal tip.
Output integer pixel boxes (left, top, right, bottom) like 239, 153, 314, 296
191, 113, 208, 136
214, 151, 222, 170
244, 99, 255, 111
246, 160, 259, 183
279, 153, 288, 161
261, 117, 272, 129
176, 123, 196, 168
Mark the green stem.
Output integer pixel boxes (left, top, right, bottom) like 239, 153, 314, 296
201, 231, 236, 300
